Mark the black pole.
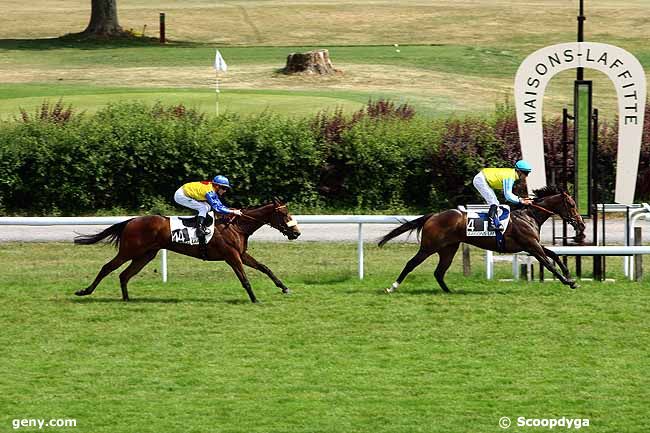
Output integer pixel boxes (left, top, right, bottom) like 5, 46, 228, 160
562, 108, 570, 268
160, 12, 166, 44
592, 108, 601, 280
577, 0, 585, 80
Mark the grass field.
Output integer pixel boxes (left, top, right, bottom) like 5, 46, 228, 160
1, 241, 649, 433
1, 0, 649, 119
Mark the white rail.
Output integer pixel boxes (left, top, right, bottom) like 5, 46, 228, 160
2, 204, 649, 282
0, 215, 418, 281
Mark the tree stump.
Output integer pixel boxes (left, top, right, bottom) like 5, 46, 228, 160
282, 49, 338, 75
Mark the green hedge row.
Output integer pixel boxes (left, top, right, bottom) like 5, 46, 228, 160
0, 101, 647, 215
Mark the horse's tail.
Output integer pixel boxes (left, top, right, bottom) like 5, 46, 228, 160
378, 214, 433, 247
74, 219, 132, 247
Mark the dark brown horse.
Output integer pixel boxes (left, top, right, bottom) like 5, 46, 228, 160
74, 198, 300, 303
379, 186, 586, 293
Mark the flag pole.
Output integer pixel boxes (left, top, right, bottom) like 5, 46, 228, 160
215, 71, 220, 116
213, 49, 227, 117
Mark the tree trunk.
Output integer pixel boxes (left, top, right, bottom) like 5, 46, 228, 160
283, 49, 338, 75
82, 0, 125, 37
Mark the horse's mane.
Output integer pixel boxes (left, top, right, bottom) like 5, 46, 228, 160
532, 185, 565, 200
242, 200, 282, 211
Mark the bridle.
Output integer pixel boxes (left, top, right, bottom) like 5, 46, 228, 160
528, 192, 581, 228
235, 204, 297, 235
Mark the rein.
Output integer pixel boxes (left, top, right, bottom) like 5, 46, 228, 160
235, 204, 288, 226
529, 202, 556, 216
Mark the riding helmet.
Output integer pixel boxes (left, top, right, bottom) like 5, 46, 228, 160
212, 175, 231, 188
515, 160, 532, 173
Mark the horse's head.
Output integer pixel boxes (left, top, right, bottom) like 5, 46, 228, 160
267, 197, 301, 240
533, 187, 586, 243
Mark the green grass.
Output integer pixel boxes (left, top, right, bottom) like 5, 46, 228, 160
2, 0, 650, 119
0, 83, 458, 120
0, 42, 519, 118
0, 84, 370, 119
1, 242, 649, 433
0, 40, 524, 78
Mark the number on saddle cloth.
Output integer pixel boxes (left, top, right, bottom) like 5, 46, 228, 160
466, 205, 511, 237
170, 212, 216, 245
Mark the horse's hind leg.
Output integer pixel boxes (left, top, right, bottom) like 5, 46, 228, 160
76, 255, 128, 297
434, 243, 460, 293
386, 247, 434, 293
118, 250, 159, 301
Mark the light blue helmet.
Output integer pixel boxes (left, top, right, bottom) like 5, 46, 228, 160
515, 160, 532, 173
212, 175, 231, 188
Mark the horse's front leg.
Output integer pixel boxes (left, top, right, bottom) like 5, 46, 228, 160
241, 252, 290, 294
542, 246, 571, 280
528, 244, 578, 289
224, 252, 258, 303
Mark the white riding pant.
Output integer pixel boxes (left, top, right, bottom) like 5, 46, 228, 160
174, 187, 211, 217
472, 172, 499, 206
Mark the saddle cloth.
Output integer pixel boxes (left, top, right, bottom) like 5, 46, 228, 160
465, 205, 511, 237
170, 212, 216, 245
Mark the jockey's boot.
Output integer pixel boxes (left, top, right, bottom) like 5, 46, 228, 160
195, 216, 209, 260
195, 215, 210, 236
487, 204, 502, 232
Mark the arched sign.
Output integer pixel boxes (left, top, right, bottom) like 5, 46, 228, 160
515, 42, 646, 204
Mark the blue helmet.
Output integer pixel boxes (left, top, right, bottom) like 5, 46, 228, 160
212, 175, 231, 189
515, 160, 532, 173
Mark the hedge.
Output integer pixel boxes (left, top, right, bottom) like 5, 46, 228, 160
0, 100, 648, 215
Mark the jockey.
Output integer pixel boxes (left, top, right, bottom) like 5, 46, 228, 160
174, 175, 242, 239
472, 160, 534, 231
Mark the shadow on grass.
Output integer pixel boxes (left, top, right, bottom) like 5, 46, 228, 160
386, 288, 511, 296
301, 273, 354, 285
69, 296, 222, 304
223, 298, 256, 305
0, 36, 206, 51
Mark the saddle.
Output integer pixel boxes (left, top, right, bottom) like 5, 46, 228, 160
170, 212, 216, 245
178, 214, 214, 230
464, 205, 511, 237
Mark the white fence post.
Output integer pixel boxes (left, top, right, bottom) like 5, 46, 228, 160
358, 223, 364, 280
161, 249, 168, 283
2, 208, 649, 283
513, 253, 519, 280
486, 251, 494, 280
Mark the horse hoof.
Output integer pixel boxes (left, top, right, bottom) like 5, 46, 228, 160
75, 289, 88, 296
282, 288, 291, 295
384, 287, 393, 294
570, 282, 579, 289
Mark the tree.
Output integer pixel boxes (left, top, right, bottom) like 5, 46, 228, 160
81, 0, 125, 37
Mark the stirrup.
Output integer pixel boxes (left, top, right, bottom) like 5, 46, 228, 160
488, 220, 501, 232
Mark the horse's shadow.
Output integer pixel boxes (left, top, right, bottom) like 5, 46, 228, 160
380, 288, 511, 296
69, 296, 236, 304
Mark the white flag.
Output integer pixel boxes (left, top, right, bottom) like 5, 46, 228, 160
214, 50, 228, 72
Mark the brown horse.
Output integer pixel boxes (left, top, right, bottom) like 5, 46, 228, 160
74, 198, 300, 303
379, 186, 586, 293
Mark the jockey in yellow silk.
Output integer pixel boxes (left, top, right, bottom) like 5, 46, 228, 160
472, 160, 533, 231
173, 175, 242, 239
